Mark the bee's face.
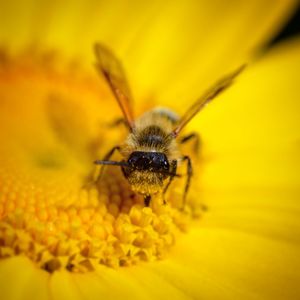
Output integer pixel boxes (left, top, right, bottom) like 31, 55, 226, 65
127, 151, 169, 173
122, 151, 170, 195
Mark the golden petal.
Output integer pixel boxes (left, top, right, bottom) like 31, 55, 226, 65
0, 256, 50, 300
50, 271, 82, 300
0, 1, 297, 106
146, 228, 300, 300
189, 38, 300, 189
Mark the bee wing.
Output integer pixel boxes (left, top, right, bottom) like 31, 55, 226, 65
172, 65, 246, 137
94, 43, 135, 130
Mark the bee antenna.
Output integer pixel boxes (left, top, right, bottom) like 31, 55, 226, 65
94, 160, 130, 167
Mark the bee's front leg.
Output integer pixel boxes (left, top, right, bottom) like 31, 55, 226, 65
93, 146, 121, 182
181, 155, 193, 209
162, 160, 178, 204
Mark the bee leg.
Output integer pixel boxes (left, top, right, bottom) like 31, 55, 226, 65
94, 146, 121, 182
181, 155, 193, 209
179, 132, 201, 155
162, 160, 178, 204
144, 195, 151, 207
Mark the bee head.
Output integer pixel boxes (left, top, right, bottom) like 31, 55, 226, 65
127, 151, 169, 173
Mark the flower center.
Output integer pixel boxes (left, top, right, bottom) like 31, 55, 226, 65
0, 52, 204, 273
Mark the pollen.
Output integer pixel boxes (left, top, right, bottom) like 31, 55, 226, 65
0, 50, 203, 273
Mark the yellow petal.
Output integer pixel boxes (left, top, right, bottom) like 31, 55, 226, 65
0, 1, 297, 104
49, 271, 82, 300
154, 0, 298, 107
190, 38, 300, 189
72, 268, 147, 300
73, 264, 187, 300
200, 189, 300, 244
0, 256, 49, 300
147, 228, 300, 300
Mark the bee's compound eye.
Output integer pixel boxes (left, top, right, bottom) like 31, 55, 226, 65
128, 152, 149, 170
151, 153, 169, 171
128, 153, 139, 163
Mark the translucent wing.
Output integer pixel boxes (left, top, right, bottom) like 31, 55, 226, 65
94, 43, 135, 130
172, 65, 246, 137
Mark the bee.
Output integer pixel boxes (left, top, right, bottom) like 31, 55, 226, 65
93, 43, 244, 207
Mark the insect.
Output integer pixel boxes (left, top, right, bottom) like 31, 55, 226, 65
93, 43, 244, 207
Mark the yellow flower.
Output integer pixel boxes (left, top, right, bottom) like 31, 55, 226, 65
0, 0, 300, 299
